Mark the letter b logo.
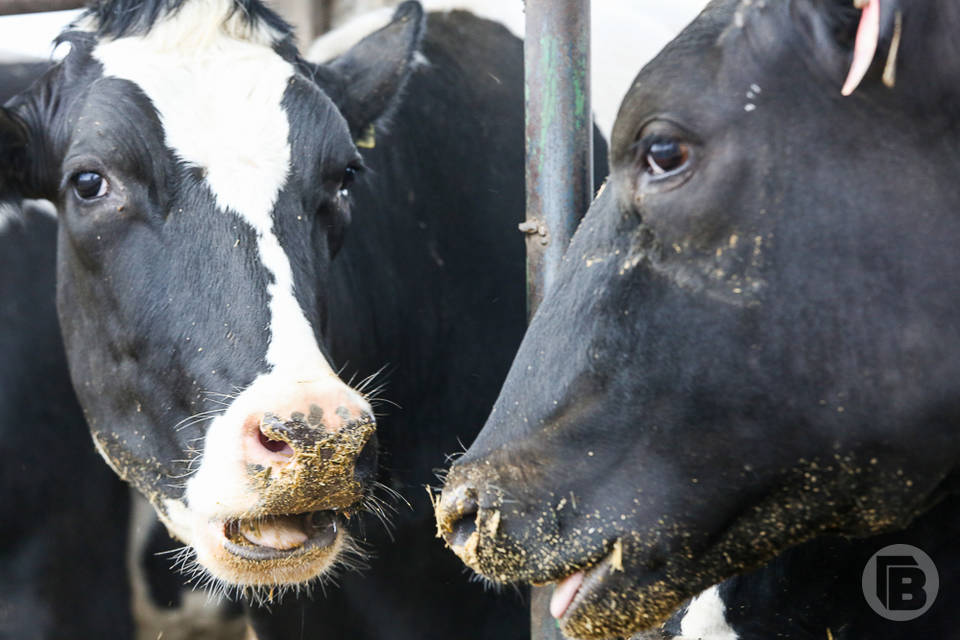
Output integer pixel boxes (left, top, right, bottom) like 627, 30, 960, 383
863, 545, 938, 621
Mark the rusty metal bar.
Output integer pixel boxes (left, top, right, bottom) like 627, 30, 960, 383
523, 0, 592, 320
0, 0, 83, 16
524, 0, 592, 638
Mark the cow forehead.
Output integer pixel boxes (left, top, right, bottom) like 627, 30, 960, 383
90, 0, 295, 225
83, 1, 336, 381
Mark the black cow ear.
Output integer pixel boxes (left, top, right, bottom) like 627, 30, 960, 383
800, 0, 862, 49
0, 107, 33, 203
320, 1, 425, 140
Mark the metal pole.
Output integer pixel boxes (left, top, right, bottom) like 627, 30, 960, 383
524, 1, 592, 638
0, 0, 83, 15
523, 0, 592, 320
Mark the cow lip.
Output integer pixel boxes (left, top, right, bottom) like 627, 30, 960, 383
221, 510, 341, 562
550, 547, 619, 623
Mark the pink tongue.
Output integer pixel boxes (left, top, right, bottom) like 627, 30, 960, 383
841, 0, 880, 96
549, 571, 585, 619
239, 516, 308, 550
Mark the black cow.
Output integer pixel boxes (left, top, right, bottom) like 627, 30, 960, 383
0, 199, 133, 640
437, 0, 960, 638
648, 494, 960, 639
0, 1, 604, 638
0, 59, 133, 640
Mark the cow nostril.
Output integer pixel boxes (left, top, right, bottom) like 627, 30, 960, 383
449, 511, 478, 548
447, 494, 479, 548
258, 429, 293, 456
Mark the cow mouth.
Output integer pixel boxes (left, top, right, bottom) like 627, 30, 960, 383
548, 546, 619, 623
221, 510, 341, 561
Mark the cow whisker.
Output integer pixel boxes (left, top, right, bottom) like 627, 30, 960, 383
353, 365, 390, 395
173, 410, 221, 432
167, 533, 371, 607
371, 480, 410, 509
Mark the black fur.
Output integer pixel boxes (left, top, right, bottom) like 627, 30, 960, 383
441, 0, 960, 637
0, 206, 133, 638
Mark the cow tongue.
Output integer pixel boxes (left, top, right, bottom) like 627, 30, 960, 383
238, 515, 308, 550
550, 570, 585, 619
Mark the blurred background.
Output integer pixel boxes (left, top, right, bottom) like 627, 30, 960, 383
0, 0, 710, 137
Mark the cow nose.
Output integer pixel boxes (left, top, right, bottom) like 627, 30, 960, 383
243, 382, 375, 466
436, 483, 480, 549
353, 433, 379, 485
256, 413, 296, 457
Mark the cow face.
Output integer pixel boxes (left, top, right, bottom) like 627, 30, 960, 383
0, 0, 424, 591
437, 0, 960, 637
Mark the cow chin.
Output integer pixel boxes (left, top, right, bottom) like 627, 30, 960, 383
159, 498, 352, 589
442, 471, 918, 640
443, 514, 713, 640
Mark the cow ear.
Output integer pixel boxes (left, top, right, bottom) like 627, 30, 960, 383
0, 107, 35, 204
319, 1, 425, 140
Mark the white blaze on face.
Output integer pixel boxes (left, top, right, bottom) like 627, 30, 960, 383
91, 0, 347, 522
679, 585, 739, 640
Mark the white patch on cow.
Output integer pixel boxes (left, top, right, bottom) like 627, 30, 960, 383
128, 492, 246, 640
92, 0, 350, 522
92, 0, 293, 226
0, 199, 57, 234
679, 586, 739, 640
0, 201, 21, 234
25, 198, 57, 218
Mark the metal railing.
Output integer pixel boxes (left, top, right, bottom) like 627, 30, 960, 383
524, 1, 592, 638
0, 0, 84, 16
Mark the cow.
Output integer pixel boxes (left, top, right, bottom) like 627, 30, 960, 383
0, 197, 134, 640
0, 59, 246, 640
0, 58, 134, 640
436, 0, 960, 638
647, 493, 960, 639
0, 0, 604, 637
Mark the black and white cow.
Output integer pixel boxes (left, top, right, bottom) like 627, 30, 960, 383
0, 0, 605, 637
437, 0, 960, 638
0, 59, 247, 640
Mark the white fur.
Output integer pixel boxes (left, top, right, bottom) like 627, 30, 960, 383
24, 198, 57, 218
92, 0, 343, 521
306, 0, 709, 138
679, 586, 739, 640
128, 493, 246, 640
0, 199, 57, 234
0, 201, 21, 234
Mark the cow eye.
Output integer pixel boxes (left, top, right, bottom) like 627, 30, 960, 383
645, 138, 690, 176
338, 165, 361, 197
72, 172, 109, 200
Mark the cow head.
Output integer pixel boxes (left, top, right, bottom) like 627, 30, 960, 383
0, 0, 424, 592
437, 0, 960, 637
